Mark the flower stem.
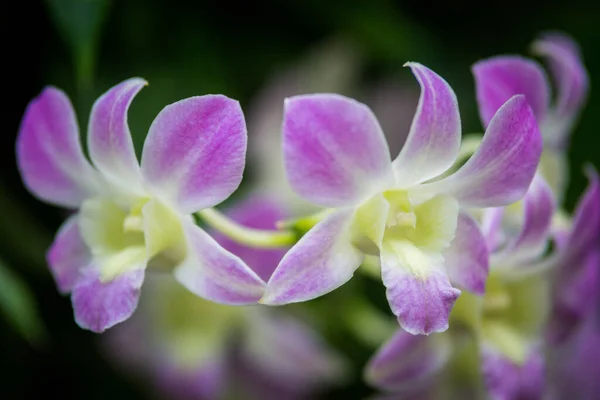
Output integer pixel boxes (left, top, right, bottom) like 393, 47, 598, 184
196, 208, 297, 248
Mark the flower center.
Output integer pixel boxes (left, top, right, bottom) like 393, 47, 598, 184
79, 198, 149, 282
382, 190, 458, 253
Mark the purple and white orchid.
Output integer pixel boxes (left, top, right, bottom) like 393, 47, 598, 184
17, 78, 265, 332
107, 196, 347, 400
364, 173, 558, 398
472, 32, 589, 198
261, 62, 542, 335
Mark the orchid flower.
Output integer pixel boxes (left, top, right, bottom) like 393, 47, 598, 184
17, 78, 265, 332
261, 62, 542, 335
546, 168, 599, 344
364, 174, 557, 399
548, 250, 600, 399
107, 197, 347, 400
472, 32, 589, 198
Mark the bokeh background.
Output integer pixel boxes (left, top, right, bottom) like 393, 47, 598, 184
1, 0, 599, 398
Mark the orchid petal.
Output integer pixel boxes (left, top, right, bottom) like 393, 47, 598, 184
481, 207, 506, 253
157, 361, 227, 400
261, 209, 363, 305
141, 95, 247, 213
364, 329, 450, 392
420, 95, 542, 207
549, 292, 600, 398
46, 215, 91, 293
443, 212, 489, 294
88, 78, 146, 189
241, 309, 347, 391
173, 221, 265, 305
481, 347, 545, 400
533, 33, 589, 120
71, 267, 145, 333
380, 241, 460, 334
548, 250, 600, 344
211, 196, 289, 282
472, 56, 549, 126
392, 63, 461, 187
16, 87, 99, 207
563, 168, 600, 262
495, 174, 556, 263
283, 94, 393, 208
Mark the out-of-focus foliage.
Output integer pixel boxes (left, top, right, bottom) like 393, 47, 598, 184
45, 0, 110, 93
0, 259, 47, 346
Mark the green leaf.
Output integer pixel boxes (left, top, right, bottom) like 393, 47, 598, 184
45, 0, 110, 93
0, 260, 48, 347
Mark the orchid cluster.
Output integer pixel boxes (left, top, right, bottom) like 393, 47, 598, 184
15, 32, 597, 399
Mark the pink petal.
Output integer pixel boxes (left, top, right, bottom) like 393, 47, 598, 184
173, 221, 265, 305
443, 212, 489, 295
472, 56, 549, 127
211, 196, 288, 282
496, 174, 556, 263
141, 95, 247, 213
481, 347, 545, 400
283, 94, 393, 208
87, 78, 146, 189
241, 309, 347, 393
46, 215, 91, 293
71, 267, 145, 333
421, 95, 542, 208
380, 247, 460, 335
16, 87, 99, 207
533, 32, 589, 121
261, 209, 363, 305
549, 249, 600, 344
562, 167, 599, 263
364, 329, 450, 392
480, 207, 506, 252
392, 63, 461, 187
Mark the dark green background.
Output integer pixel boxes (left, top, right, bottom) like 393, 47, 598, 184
1, 0, 599, 398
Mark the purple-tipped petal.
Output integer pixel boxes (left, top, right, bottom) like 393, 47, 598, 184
365, 329, 450, 392
283, 94, 393, 208
241, 309, 347, 394
212, 196, 289, 282
88, 78, 146, 188
497, 174, 556, 263
261, 209, 363, 305
421, 95, 542, 208
472, 56, 550, 127
156, 360, 227, 400
481, 347, 545, 400
380, 244, 461, 334
46, 215, 91, 293
549, 289, 600, 398
533, 33, 589, 121
443, 212, 489, 295
72, 267, 145, 333
173, 221, 265, 305
562, 168, 600, 263
392, 63, 461, 187
141, 95, 247, 214
548, 249, 600, 344
481, 207, 506, 252
16, 87, 99, 207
